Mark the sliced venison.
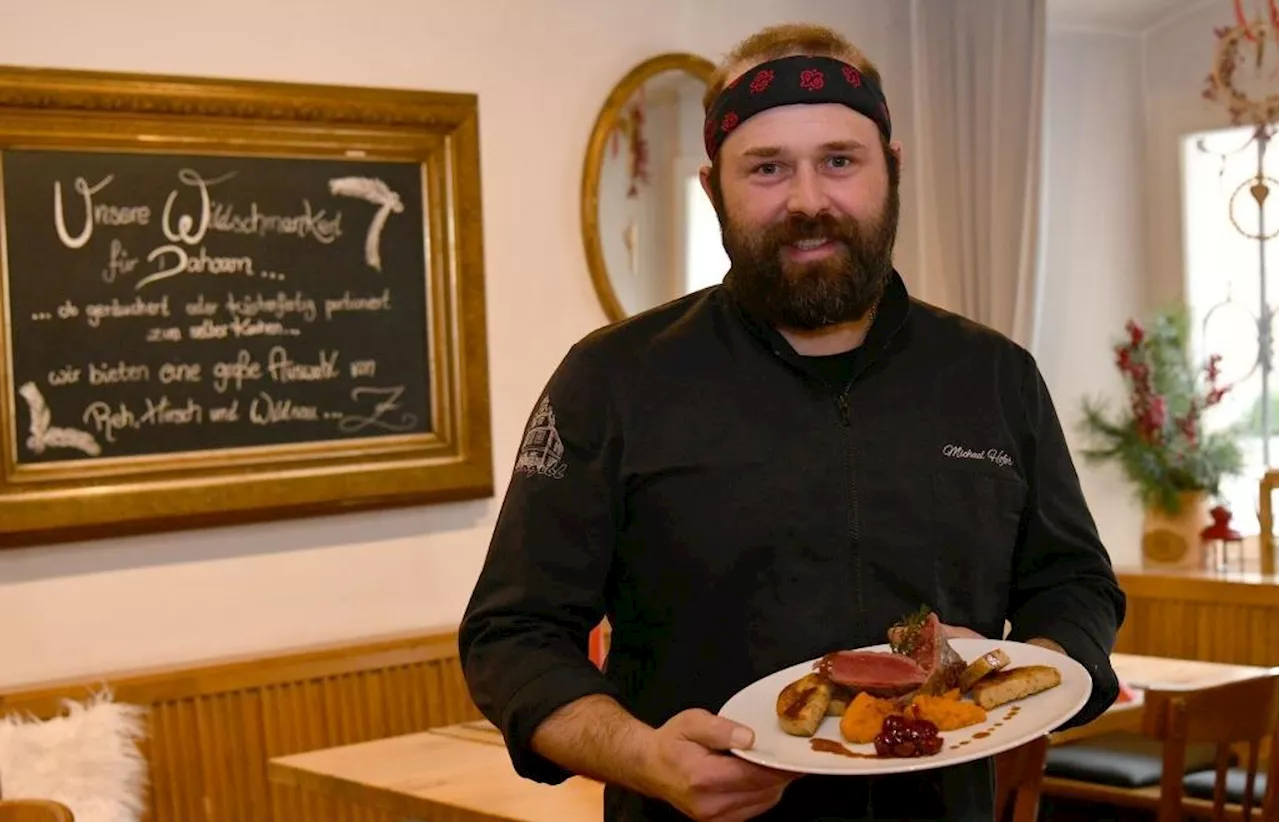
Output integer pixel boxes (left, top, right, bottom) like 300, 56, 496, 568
814, 650, 928, 698
887, 610, 967, 696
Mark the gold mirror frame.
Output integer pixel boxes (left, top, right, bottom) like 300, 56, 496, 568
580, 52, 716, 323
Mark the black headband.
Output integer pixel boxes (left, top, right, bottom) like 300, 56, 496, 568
703, 55, 892, 160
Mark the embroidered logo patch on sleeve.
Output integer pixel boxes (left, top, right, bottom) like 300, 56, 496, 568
514, 395, 567, 479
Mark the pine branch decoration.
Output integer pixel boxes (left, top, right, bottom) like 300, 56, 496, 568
1078, 308, 1244, 516
889, 605, 932, 655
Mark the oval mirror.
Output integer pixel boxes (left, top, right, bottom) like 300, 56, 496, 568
582, 53, 723, 322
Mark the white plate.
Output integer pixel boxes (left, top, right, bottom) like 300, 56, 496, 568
717, 639, 1092, 776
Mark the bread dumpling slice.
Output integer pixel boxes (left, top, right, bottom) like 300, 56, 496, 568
776, 673, 834, 736
958, 648, 1011, 693
969, 665, 1063, 709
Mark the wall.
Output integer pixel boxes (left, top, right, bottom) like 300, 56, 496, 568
1036, 0, 1263, 568
1037, 27, 1149, 567
1156, 0, 1279, 536
0, 0, 917, 688
1143, 0, 1255, 309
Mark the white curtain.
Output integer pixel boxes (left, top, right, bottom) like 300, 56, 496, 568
909, 0, 1047, 350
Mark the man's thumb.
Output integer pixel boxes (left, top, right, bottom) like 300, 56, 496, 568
679, 709, 755, 751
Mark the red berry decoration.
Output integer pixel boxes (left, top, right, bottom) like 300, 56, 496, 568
873, 713, 943, 757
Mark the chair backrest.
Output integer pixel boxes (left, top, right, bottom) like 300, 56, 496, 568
0, 800, 75, 822
994, 735, 1050, 822
1143, 671, 1279, 822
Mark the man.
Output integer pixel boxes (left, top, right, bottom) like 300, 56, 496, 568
459, 22, 1125, 822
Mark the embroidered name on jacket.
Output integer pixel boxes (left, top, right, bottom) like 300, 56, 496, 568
515, 396, 567, 479
942, 443, 1014, 469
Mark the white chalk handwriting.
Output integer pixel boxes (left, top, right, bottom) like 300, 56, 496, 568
20, 382, 101, 456
328, 177, 402, 271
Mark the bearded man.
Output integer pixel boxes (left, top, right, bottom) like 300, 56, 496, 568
459, 22, 1124, 822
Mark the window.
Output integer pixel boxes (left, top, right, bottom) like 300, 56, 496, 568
1181, 125, 1278, 535
683, 174, 730, 294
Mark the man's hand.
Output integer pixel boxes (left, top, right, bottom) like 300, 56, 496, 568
639, 708, 800, 822
939, 622, 1067, 656
1026, 637, 1066, 655
938, 623, 984, 640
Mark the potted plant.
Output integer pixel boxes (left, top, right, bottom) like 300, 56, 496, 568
1079, 309, 1244, 567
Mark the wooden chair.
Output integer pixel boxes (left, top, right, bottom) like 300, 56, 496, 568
1042, 671, 1278, 820
995, 735, 1050, 822
1144, 672, 1278, 821
0, 800, 75, 822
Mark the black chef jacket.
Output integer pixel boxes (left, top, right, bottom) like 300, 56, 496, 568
458, 269, 1126, 821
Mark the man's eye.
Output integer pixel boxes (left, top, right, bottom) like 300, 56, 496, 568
753, 162, 780, 175
828, 156, 854, 168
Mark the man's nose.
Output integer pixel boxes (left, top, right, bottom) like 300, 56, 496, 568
785, 166, 827, 216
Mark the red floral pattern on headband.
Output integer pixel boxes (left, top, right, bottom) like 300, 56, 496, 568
703, 56, 891, 158
749, 69, 774, 94
799, 69, 825, 91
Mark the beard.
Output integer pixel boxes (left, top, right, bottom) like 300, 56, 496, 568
721, 187, 898, 330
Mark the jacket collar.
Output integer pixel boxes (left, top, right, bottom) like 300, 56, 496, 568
721, 268, 913, 380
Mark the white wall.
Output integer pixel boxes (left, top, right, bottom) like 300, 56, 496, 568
1147, 0, 1278, 537
0, 0, 916, 688
1142, 0, 1253, 308
1037, 27, 1148, 568
1034, 0, 1262, 569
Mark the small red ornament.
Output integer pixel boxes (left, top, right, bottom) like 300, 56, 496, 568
1201, 505, 1246, 570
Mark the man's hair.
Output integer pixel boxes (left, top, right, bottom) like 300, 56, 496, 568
701, 23, 885, 114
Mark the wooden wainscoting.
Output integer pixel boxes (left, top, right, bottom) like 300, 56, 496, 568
1114, 568, 1280, 667
0, 627, 483, 822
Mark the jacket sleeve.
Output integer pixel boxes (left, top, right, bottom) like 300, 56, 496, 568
457, 342, 621, 784
1004, 350, 1128, 730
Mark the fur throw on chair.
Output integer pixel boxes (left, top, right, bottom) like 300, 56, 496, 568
0, 688, 148, 822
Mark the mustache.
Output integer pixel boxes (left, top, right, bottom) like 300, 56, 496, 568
764, 212, 862, 246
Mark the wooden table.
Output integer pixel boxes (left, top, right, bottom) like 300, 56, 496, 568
269, 719, 604, 822
1050, 652, 1278, 745
269, 653, 1275, 822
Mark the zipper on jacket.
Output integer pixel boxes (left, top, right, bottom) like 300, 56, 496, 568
835, 392, 851, 426
836, 385, 865, 641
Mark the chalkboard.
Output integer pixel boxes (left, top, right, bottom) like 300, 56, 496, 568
0, 65, 492, 546
3, 148, 433, 463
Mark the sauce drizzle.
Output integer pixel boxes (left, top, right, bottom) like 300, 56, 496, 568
809, 738, 880, 759
783, 688, 816, 718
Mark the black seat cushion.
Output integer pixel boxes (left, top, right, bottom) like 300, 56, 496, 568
1183, 768, 1269, 804
1045, 732, 1226, 789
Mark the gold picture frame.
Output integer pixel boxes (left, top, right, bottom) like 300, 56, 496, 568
0, 65, 493, 546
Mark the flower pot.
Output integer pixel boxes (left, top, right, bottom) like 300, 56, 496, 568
1141, 491, 1212, 569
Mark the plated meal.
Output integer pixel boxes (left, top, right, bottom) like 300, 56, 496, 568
777, 608, 1061, 760
717, 609, 1092, 776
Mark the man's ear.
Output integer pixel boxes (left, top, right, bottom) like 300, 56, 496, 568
888, 139, 904, 173
698, 164, 714, 201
